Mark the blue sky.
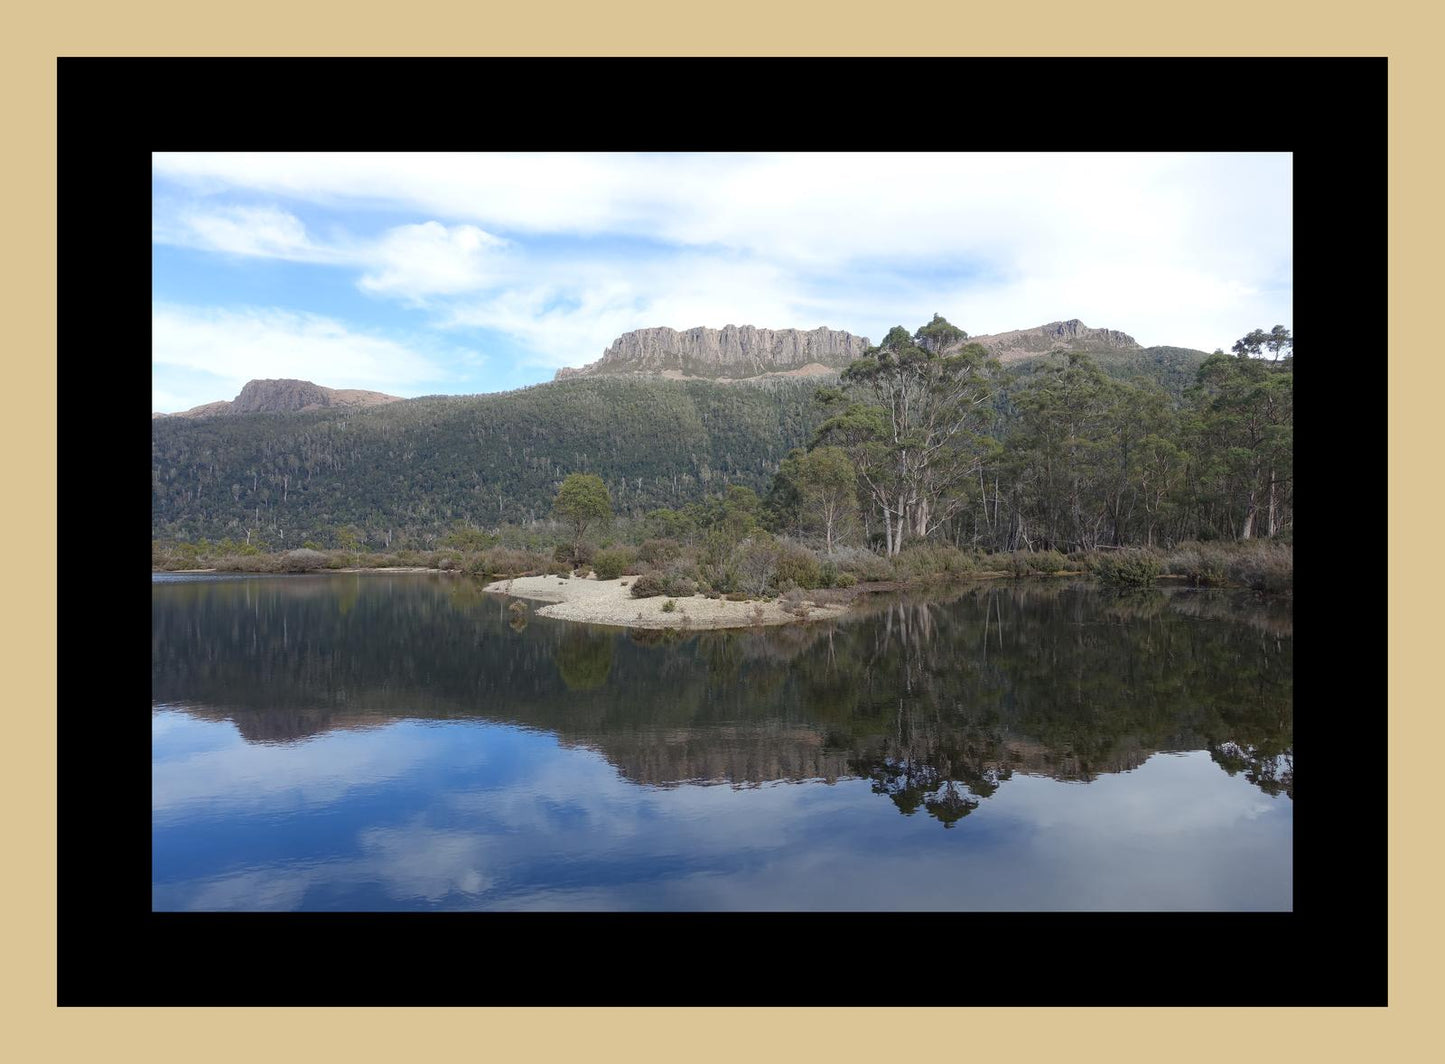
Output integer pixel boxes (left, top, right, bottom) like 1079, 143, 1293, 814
151, 152, 1292, 413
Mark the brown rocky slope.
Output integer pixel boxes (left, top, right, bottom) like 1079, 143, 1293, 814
154, 378, 402, 419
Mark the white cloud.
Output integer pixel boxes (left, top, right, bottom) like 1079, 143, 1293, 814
358, 221, 509, 300
151, 303, 455, 412
152, 152, 1293, 377
175, 204, 333, 261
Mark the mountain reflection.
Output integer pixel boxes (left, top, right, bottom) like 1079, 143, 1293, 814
152, 574, 1293, 824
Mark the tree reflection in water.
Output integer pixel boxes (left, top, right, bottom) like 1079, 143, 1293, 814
152, 575, 1293, 821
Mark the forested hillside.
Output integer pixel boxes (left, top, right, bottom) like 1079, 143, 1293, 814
150, 335, 1222, 550
151, 376, 829, 546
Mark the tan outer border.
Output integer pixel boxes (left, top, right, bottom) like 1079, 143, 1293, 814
6, 5, 1430, 1059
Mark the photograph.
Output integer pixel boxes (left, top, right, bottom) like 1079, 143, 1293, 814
148, 150, 1296, 914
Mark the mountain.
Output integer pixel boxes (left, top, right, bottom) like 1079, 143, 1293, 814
154, 378, 402, 419
151, 321, 1214, 546
151, 375, 831, 544
554, 325, 871, 381
967, 319, 1142, 361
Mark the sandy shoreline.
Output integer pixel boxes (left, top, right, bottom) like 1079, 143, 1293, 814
482, 574, 850, 630
154, 566, 458, 575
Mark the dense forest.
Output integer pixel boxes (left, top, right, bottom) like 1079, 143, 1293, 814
151, 375, 828, 546
152, 316, 1290, 565
769, 319, 1292, 554
150, 327, 1232, 552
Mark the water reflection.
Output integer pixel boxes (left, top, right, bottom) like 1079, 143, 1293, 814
152, 575, 1292, 806
152, 574, 1292, 910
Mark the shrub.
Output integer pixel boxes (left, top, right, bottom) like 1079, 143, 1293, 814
833, 571, 857, 588
661, 599, 677, 613
1223, 541, 1293, 593
832, 546, 894, 583
637, 538, 682, 567
662, 574, 696, 597
894, 543, 976, 581
732, 536, 784, 597
592, 547, 636, 580
1092, 551, 1162, 587
773, 542, 823, 590
281, 548, 329, 572
479, 546, 546, 579
1163, 543, 1229, 587
629, 573, 667, 598
554, 542, 595, 566
1026, 549, 1067, 574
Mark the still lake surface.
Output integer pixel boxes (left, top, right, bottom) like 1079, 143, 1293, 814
152, 572, 1292, 911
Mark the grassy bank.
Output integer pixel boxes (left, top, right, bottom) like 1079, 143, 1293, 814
154, 536, 1290, 597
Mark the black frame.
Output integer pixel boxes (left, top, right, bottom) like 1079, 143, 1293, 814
61, 56, 1382, 1005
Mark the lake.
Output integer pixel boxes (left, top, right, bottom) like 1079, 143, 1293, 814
151, 572, 1292, 911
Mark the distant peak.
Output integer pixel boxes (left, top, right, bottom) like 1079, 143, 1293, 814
555, 325, 872, 381
160, 378, 403, 419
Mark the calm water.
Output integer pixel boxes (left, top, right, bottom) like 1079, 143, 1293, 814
152, 572, 1292, 910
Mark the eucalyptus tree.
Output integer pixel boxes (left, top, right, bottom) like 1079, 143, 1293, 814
816, 317, 1001, 555
1187, 348, 1293, 539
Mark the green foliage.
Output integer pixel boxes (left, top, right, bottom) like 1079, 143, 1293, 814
773, 541, 824, 590
661, 599, 677, 613
893, 543, 977, 580
591, 547, 636, 580
442, 525, 497, 551
630, 573, 667, 598
553, 473, 612, 557
150, 324, 1290, 559
637, 538, 682, 567
1090, 551, 1162, 587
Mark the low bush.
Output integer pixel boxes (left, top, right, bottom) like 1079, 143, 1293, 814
832, 546, 894, 583
1223, 541, 1293, 593
592, 547, 636, 581
1163, 543, 1229, 587
661, 599, 677, 613
280, 548, 329, 572
1091, 551, 1162, 587
773, 541, 823, 590
662, 574, 696, 597
629, 573, 667, 598
637, 538, 682, 567
554, 542, 595, 566
894, 543, 976, 581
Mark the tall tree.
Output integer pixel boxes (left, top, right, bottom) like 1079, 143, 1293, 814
794, 446, 859, 555
552, 473, 612, 561
817, 318, 1000, 555
1186, 344, 1293, 539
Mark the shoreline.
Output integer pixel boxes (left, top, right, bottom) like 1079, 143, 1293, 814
153, 566, 460, 575
482, 575, 850, 630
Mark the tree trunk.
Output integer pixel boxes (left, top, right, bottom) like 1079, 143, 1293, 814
1267, 464, 1278, 537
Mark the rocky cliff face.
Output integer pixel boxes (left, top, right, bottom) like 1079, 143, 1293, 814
555, 325, 872, 381
157, 379, 402, 418
968, 319, 1141, 362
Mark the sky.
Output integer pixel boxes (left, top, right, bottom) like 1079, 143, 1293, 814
151, 152, 1292, 413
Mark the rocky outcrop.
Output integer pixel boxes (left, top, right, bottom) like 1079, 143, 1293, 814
555, 325, 871, 381
968, 319, 1141, 362
162, 379, 402, 418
